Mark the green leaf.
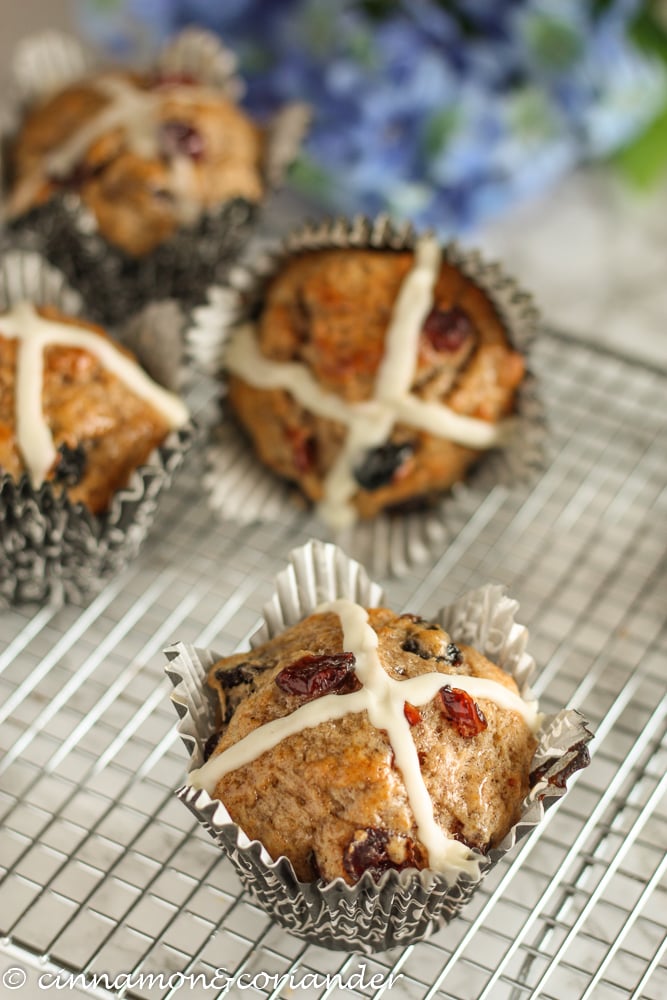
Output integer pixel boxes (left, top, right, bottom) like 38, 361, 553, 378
422, 107, 459, 158
613, 99, 667, 188
522, 14, 584, 71
631, 8, 667, 64
287, 154, 332, 199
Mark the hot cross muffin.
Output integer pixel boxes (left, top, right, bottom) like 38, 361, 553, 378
189, 603, 540, 884
7, 70, 265, 256
0, 303, 189, 513
224, 236, 526, 527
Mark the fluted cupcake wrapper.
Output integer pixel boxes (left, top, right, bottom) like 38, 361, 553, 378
1, 29, 309, 333
165, 540, 592, 953
191, 215, 545, 578
0, 248, 197, 607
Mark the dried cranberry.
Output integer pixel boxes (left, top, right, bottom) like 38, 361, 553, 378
159, 120, 205, 161
404, 702, 422, 726
343, 828, 423, 882
275, 652, 357, 700
438, 685, 487, 738
54, 442, 87, 486
529, 740, 591, 791
422, 306, 474, 352
354, 442, 415, 491
286, 426, 317, 474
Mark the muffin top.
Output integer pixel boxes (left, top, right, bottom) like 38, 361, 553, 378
0, 302, 189, 512
224, 236, 525, 525
189, 599, 540, 884
8, 71, 265, 255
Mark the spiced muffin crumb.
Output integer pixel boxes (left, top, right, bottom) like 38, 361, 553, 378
0, 302, 189, 513
8, 71, 265, 256
196, 605, 538, 884
225, 240, 526, 526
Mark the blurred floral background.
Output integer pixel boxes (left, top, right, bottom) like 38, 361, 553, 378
79, 0, 667, 235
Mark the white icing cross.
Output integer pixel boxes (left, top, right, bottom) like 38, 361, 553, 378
46, 76, 162, 179
0, 302, 189, 487
225, 236, 514, 528
188, 598, 541, 880
23, 75, 222, 226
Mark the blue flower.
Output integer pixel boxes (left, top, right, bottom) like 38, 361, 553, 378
79, 0, 666, 232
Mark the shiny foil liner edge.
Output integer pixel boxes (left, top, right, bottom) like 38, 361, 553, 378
165, 539, 592, 953
0, 247, 196, 607
191, 214, 545, 578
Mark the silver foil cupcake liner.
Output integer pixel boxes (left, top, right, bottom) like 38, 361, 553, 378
1, 29, 309, 330
165, 539, 592, 953
0, 247, 196, 607
191, 215, 545, 577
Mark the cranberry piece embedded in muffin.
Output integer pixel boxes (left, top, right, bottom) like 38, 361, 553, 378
438, 685, 488, 738
159, 120, 205, 160
343, 828, 424, 881
422, 305, 474, 353
276, 653, 358, 700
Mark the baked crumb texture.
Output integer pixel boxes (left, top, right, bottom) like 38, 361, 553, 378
205, 607, 537, 885
9, 72, 265, 256
228, 247, 525, 520
0, 306, 174, 513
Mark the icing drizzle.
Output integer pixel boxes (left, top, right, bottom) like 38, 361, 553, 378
188, 598, 541, 879
225, 236, 513, 528
17, 75, 226, 225
0, 302, 189, 487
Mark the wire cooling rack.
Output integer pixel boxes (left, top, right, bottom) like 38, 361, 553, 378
1, 329, 665, 1000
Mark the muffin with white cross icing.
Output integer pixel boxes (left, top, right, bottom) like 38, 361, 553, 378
7, 68, 265, 258
171, 540, 593, 950
3, 30, 308, 327
223, 233, 527, 528
0, 247, 195, 607
0, 303, 189, 514
188, 603, 541, 884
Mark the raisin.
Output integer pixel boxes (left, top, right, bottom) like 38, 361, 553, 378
404, 702, 422, 726
354, 442, 415, 491
529, 740, 591, 791
437, 643, 462, 666
203, 730, 221, 761
275, 652, 357, 700
343, 828, 423, 882
54, 442, 87, 486
422, 305, 474, 352
401, 636, 431, 660
159, 120, 205, 160
438, 685, 487, 738
214, 661, 267, 690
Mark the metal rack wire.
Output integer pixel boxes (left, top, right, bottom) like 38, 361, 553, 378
1, 330, 665, 999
